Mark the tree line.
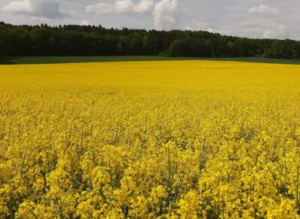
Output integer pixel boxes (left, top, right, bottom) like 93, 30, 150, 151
0, 22, 300, 60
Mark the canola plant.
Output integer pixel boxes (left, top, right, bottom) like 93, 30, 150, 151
1, 61, 300, 218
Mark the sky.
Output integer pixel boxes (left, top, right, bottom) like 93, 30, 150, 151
1, 0, 300, 40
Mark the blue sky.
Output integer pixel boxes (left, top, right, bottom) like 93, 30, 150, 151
1, 0, 300, 40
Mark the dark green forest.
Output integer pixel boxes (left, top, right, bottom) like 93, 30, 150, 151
0, 22, 300, 60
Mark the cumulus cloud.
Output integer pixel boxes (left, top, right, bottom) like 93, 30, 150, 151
185, 18, 208, 31
2, 0, 33, 13
248, 4, 279, 15
207, 28, 215, 33
1, 0, 64, 19
153, 0, 179, 30
263, 25, 288, 39
135, 0, 154, 14
115, 0, 134, 12
80, 20, 90, 26
86, 0, 178, 30
86, 0, 154, 15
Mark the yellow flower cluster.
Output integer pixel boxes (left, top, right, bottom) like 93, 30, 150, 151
1, 61, 300, 218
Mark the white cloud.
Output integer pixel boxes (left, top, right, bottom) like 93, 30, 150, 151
115, 0, 134, 12
86, 0, 178, 30
80, 20, 90, 26
134, 0, 154, 14
86, 3, 114, 14
2, 0, 33, 13
185, 18, 208, 31
263, 25, 288, 39
207, 28, 215, 33
248, 4, 279, 15
1, 0, 64, 19
86, 0, 153, 15
153, 0, 179, 30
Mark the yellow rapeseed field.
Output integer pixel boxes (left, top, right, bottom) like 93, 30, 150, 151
1, 61, 300, 218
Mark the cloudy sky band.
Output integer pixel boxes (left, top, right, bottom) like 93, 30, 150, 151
1, 0, 300, 40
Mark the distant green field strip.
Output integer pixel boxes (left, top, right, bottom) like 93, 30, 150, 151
1, 56, 300, 65
3, 56, 178, 64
